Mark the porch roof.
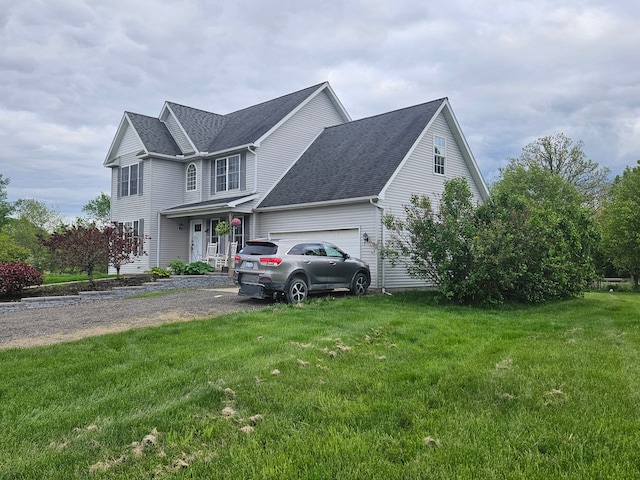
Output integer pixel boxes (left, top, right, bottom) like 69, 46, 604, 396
161, 194, 258, 218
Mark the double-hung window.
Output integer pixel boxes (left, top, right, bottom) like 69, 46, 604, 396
434, 136, 446, 175
119, 163, 142, 197
215, 155, 241, 193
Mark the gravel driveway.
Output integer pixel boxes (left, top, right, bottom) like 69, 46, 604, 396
0, 286, 266, 350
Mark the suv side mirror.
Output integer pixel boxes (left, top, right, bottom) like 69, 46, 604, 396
343, 253, 350, 259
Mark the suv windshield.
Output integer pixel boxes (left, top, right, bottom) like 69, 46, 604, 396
239, 242, 278, 256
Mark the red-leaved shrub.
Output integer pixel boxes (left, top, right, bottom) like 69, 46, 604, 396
0, 261, 43, 297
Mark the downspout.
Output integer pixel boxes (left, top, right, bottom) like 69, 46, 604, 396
370, 198, 389, 295
156, 211, 161, 267
249, 145, 258, 239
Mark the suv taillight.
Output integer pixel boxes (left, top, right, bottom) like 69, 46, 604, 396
234, 255, 241, 262
260, 257, 283, 266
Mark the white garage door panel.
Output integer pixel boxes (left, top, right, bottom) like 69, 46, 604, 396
270, 229, 360, 258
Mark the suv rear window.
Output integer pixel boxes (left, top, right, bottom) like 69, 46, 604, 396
239, 241, 278, 256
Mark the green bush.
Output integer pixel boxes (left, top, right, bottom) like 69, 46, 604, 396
184, 261, 214, 275
148, 266, 171, 280
168, 259, 187, 275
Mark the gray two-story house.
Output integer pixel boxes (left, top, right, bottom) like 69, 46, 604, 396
104, 81, 489, 290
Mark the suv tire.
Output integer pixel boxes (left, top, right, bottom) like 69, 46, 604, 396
287, 277, 308, 303
351, 272, 369, 296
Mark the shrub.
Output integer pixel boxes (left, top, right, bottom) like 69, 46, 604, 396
0, 261, 43, 297
149, 266, 171, 280
168, 259, 187, 275
184, 261, 214, 275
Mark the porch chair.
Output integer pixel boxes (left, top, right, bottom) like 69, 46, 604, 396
214, 242, 239, 270
205, 243, 218, 265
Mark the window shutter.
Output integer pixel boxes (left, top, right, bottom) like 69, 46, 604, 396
138, 161, 144, 196
240, 152, 246, 191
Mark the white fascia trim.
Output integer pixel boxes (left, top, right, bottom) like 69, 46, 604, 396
323, 82, 352, 122
162, 102, 198, 154
255, 195, 378, 212
103, 114, 149, 165
378, 100, 447, 200
229, 193, 259, 207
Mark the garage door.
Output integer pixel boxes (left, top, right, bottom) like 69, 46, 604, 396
270, 228, 361, 258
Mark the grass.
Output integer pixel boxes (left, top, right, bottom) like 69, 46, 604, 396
0, 292, 639, 478
42, 272, 115, 284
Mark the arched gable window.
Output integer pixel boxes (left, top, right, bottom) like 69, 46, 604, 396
186, 163, 197, 191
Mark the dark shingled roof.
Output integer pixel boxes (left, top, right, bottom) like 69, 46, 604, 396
258, 98, 446, 208
125, 83, 326, 158
206, 83, 326, 152
165, 103, 228, 153
125, 112, 182, 156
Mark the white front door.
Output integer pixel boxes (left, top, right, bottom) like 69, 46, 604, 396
190, 220, 203, 262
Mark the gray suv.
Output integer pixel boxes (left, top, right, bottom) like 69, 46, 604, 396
233, 239, 370, 302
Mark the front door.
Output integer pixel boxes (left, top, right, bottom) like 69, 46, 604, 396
190, 220, 203, 262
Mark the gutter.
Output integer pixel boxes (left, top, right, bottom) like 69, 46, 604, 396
255, 195, 378, 212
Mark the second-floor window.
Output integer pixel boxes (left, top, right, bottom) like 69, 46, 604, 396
119, 163, 142, 197
215, 155, 240, 193
434, 136, 446, 175
186, 163, 197, 191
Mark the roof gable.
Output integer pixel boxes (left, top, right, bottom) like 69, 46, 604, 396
206, 82, 331, 153
125, 112, 182, 156
258, 99, 446, 208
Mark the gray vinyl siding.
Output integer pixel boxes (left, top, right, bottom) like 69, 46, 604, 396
110, 153, 151, 274
380, 111, 485, 288
255, 202, 381, 288
256, 90, 345, 195
164, 113, 194, 154
115, 121, 141, 157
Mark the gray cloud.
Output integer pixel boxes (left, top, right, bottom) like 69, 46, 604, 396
1, 0, 638, 218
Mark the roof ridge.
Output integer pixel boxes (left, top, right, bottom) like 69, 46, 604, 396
225, 82, 327, 116
324, 97, 447, 130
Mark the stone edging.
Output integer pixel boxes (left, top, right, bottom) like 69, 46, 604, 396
0, 275, 235, 314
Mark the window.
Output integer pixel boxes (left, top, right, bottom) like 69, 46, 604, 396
186, 163, 197, 191
434, 135, 446, 175
119, 163, 142, 197
119, 220, 144, 255
214, 155, 241, 193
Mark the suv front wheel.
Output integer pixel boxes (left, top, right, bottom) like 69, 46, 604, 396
351, 272, 369, 296
286, 277, 308, 303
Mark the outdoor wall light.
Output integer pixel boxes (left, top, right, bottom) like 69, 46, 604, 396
362, 232, 369, 243
178, 223, 183, 230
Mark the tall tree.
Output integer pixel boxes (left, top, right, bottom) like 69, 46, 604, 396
509, 133, 610, 207
0, 174, 13, 232
599, 161, 640, 289
82, 193, 111, 226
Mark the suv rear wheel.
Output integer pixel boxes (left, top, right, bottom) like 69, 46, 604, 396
287, 277, 308, 303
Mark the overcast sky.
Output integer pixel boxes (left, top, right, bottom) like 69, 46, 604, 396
2, 0, 639, 219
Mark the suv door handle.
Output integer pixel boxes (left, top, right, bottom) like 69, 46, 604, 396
329, 261, 337, 265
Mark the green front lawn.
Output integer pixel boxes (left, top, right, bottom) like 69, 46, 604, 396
1, 292, 638, 478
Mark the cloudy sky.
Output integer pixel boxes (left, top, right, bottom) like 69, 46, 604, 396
1, 0, 639, 219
